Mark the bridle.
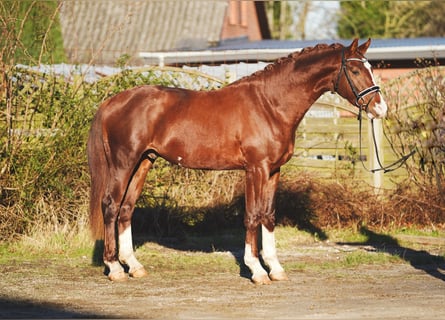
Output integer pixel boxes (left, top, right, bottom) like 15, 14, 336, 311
333, 48, 381, 114
333, 48, 415, 174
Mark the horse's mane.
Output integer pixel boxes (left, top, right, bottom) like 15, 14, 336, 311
230, 43, 344, 85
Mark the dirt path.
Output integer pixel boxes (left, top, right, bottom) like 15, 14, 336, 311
1, 236, 444, 319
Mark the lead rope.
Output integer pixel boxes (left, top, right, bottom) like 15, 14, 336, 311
357, 109, 416, 173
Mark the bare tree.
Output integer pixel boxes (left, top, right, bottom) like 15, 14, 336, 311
266, 1, 293, 40
266, 1, 338, 40
295, 1, 310, 40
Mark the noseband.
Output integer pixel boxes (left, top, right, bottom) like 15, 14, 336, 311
333, 48, 381, 113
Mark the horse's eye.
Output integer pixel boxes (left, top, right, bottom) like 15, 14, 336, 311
352, 70, 360, 75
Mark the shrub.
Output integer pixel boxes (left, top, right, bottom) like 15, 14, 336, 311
383, 66, 445, 204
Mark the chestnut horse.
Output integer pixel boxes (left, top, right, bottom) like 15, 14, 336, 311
88, 39, 387, 284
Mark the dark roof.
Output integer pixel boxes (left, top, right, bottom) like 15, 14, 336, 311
139, 37, 445, 67
211, 37, 445, 67
214, 37, 445, 51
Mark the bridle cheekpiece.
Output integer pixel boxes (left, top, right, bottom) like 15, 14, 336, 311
333, 48, 381, 114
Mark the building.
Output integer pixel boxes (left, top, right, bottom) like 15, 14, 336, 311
59, 0, 270, 65
58, 0, 445, 83
139, 37, 445, 83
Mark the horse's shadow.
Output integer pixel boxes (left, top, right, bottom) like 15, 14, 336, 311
337, 226, 445, 282
92, 194, 444, 282
92, 189, 327, 280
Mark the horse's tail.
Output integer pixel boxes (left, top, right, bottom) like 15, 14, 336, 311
87, 108, 108, 240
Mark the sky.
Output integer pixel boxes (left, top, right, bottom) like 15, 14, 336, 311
299, 1, 340, 40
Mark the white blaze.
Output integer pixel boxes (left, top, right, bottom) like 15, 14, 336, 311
364, 61, 387, 118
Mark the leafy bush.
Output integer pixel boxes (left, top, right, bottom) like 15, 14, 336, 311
1, 67, 91, 239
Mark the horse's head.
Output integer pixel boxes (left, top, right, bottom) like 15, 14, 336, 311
333, 38, 387, 119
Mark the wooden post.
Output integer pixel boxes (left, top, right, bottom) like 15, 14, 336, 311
367, 119, 383, 193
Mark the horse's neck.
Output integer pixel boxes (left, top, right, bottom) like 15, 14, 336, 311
263, 51, 340, 127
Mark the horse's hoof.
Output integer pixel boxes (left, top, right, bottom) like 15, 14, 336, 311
252, 273, 272, 285
269, 270, 289, 281
108, 270, 128, 282
130, 267, 149, 278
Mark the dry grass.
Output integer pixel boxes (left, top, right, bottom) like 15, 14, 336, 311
3, 168, 444, 247
277, 172, 444, 232
131, 169, 445, 240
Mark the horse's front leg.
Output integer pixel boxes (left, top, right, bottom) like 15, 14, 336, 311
244, 167, 270, 284
243, 166, 273, 284
244, 167, 288, 284
260, 170, 288, 281
244, 222, 270, 284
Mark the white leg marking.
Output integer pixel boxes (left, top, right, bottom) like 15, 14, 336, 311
261, 225, 286, 278
244, 243, 269, 283
104, 260, 126, 281
119, 226, 145, 275
118, 226, 133, 260
105, 260, 124, 274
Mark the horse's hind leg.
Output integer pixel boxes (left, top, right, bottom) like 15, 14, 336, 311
118, 158, 152, 278
102, 177, 128, 282
102, 159, 151, 281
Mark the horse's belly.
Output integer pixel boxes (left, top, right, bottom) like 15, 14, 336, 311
163, 147, 244, 170
152, 122, 244, 170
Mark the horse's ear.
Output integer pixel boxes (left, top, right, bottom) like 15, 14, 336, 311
349, 38, 359, 53
357, 38, 371, 55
